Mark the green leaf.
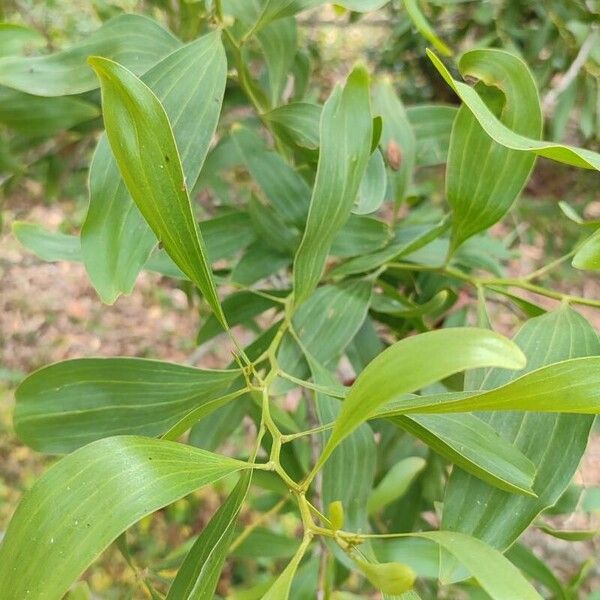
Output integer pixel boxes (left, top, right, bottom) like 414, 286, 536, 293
0, 86, 99, 136
354, 149, 387, 214
381, 356, 600, 415
231, 241, 291, 286
406, 104, 457, 167
536, 521, 598, 542
260, 538, 311, 600
263, 102, 321, 151
573, 228, 600, 271
413, 531, 541, 599
442, 307, 600, 552
372, 79, 416, 206
403, 0, 451, 56
256, 17, 297, 106
166, 472, 251, 600
428, 48, 600, 171
12, 222, 81, 262
445, 49, 542, 250
88, 52, 227, 327
0, 14, 179, 96
367, 457, 426, 514
314, 328, 526, 472
392, 414, 536, 496
293, 65, 372, 305
313, 362, 377, 533
83, 33, 227, 304
0, 436, 250, 600
332, 215, 389, 257
14, 358, 241, 453
506, 543, 567, 600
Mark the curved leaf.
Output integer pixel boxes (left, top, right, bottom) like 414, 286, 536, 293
0, 436, 250, 600
0, 14, 179, 96
442, 307, 600, 553
82, 33, 227, 303
314, 328, 526, 472
89, 53, 227, 326
293, 65, 372, 305
445, 49, 542, 250
384, 356, 600, 415
14, 358, 241, 453
414, 531, 541, 599
403, 0, 451, 56
393, 414, 536, 496
166, 472, 251, 599
428, 48, 600, 171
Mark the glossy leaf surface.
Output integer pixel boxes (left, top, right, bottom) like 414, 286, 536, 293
446, 49, 542, 249
316, 328, 525, 471
0, 436, 249, 600
89, 54, 227, 326
83, 33, 227, 303
14, 358, 241, 453
442, 307, 600, 552
429, 49, 600, 171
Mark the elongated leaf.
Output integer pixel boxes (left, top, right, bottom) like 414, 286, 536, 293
331, 218, 449, 277
83, 33, 227, 303
0, 436, 250, 600
413, 531, 541, 599
167, 472, 251, 599
0, 86, 99, 136
332, 215, 389, 257
382, 356, 600, 415
403, 0, 451, 56
445, 49, 542, 250
373, 80, 416, 206
428, 48, 600, 171
313, 362, 377, 533
261, 539, 310, 600
506, 543, 567, 600
0, 14, 179, 96
231, 126, 309, 227
392, 414, 536, 495
14, 358, 241, 453
89, 54, 227, 327
293, 65, 372, 305
536, 521, 598, 542
442, 307, 600, 552
314, 328, 526, 472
